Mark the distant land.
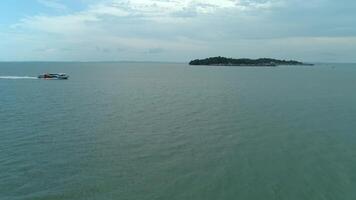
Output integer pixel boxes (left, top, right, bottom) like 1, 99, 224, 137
189, 56, 314, 66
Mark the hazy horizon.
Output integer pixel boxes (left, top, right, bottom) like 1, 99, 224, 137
0, 60, 355, 64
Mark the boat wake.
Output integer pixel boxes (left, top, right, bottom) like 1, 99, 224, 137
0, 76, 38, 79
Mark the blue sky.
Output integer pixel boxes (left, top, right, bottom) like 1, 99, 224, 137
0, 0, 355, 62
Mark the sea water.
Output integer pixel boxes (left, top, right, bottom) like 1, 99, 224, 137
1, 62, 356, 200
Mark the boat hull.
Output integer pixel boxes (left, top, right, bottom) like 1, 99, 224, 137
38, 73, 69, 80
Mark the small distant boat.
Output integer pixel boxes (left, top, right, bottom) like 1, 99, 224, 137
38, 73, 69, 80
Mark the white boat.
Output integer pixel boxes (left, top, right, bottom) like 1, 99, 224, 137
38, 73, 69, 80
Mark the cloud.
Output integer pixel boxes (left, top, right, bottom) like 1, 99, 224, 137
14, 0, 282, 39
37, 0, 68, 10
147, 48, 164, 54
2, 0, 356, 62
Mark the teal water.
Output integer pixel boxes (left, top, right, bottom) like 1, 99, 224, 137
1, 62, 356, 200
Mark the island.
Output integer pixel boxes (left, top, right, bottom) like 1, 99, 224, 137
189, 56, 314, 66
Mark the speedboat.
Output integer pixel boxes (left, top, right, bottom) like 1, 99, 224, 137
38, 73, 69, 80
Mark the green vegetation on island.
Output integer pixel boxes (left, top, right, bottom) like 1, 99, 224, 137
189, 56, 313, 66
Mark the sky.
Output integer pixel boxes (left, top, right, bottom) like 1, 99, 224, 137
0, 0, 355, 62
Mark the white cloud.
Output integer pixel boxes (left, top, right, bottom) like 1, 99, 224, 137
15, 0, 279, 36
3, 0, 356, 61
16, 13, 100, 35
84, 0, 279, 20
37, 0, 68, 10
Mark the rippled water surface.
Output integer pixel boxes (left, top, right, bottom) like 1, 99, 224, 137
1, 62, 356, 200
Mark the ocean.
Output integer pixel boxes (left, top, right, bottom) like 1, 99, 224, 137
1, 62, 356, 200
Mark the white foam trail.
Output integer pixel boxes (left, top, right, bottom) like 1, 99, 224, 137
0, 76, 38, 79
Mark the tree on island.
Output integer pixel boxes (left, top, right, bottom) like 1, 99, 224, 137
189, 56, 313, 66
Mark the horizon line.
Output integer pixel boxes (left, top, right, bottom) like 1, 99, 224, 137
0, 60, 355, 64
0, 60, 187, 64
